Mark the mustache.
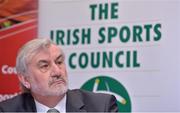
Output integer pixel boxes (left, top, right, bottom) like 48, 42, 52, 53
48, 75, 67, 86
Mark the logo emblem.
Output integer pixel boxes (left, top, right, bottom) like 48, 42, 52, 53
80, 76, 131, 112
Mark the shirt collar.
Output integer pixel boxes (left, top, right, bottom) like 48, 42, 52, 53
34, 94, 66, 113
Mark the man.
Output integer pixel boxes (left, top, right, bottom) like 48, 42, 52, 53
0, 38, 118, 112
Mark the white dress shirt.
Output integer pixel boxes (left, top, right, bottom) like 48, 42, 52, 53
34, 95, 66, 113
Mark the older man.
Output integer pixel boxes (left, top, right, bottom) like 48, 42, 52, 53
0, 38, 118, 112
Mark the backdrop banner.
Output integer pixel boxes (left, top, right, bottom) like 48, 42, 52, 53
0, 0, 38, 102
39, 0, 180, 112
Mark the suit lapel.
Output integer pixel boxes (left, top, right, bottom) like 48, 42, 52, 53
21, 93, 37, 112
66, 90, 86, 112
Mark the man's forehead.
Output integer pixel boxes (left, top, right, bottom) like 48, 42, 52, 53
49, 44, 64, 56
48, 43, 62, 50
30, 45, 63, 63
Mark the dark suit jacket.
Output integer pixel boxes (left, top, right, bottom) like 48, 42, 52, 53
0, 89, 118, 112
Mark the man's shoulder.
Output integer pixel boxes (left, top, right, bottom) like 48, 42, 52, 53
68, 89, 116, 103
0, 93, 34, 111
0, 93, 24, 105
67, 89, 118, 112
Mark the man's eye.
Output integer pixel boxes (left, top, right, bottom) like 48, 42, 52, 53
38, 64, 50, 73
56, 59, 64, 65
40, 64, 49, 69
57, 61, 63, 65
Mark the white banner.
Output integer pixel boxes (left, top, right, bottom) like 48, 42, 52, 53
39, 0, 180, 112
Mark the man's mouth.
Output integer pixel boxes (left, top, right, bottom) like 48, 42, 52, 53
49, 77, 66, 86
53, 79, 65, 85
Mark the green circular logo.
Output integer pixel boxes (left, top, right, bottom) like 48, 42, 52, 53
80, 75, 131, 112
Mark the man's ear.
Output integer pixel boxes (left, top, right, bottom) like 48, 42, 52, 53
17, 74, 31, 89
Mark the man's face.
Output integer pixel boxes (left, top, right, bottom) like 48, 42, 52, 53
25, 44, 68, 96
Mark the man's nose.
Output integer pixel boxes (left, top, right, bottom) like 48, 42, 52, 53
50, 63, 61, 76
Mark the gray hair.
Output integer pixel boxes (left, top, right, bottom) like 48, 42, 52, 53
16, 38, 56, 75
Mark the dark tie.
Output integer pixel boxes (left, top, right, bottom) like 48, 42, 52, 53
47, 108, 60, 113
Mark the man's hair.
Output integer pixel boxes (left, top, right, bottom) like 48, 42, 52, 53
16, 38, 53, 75
15, 38, 60, 92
